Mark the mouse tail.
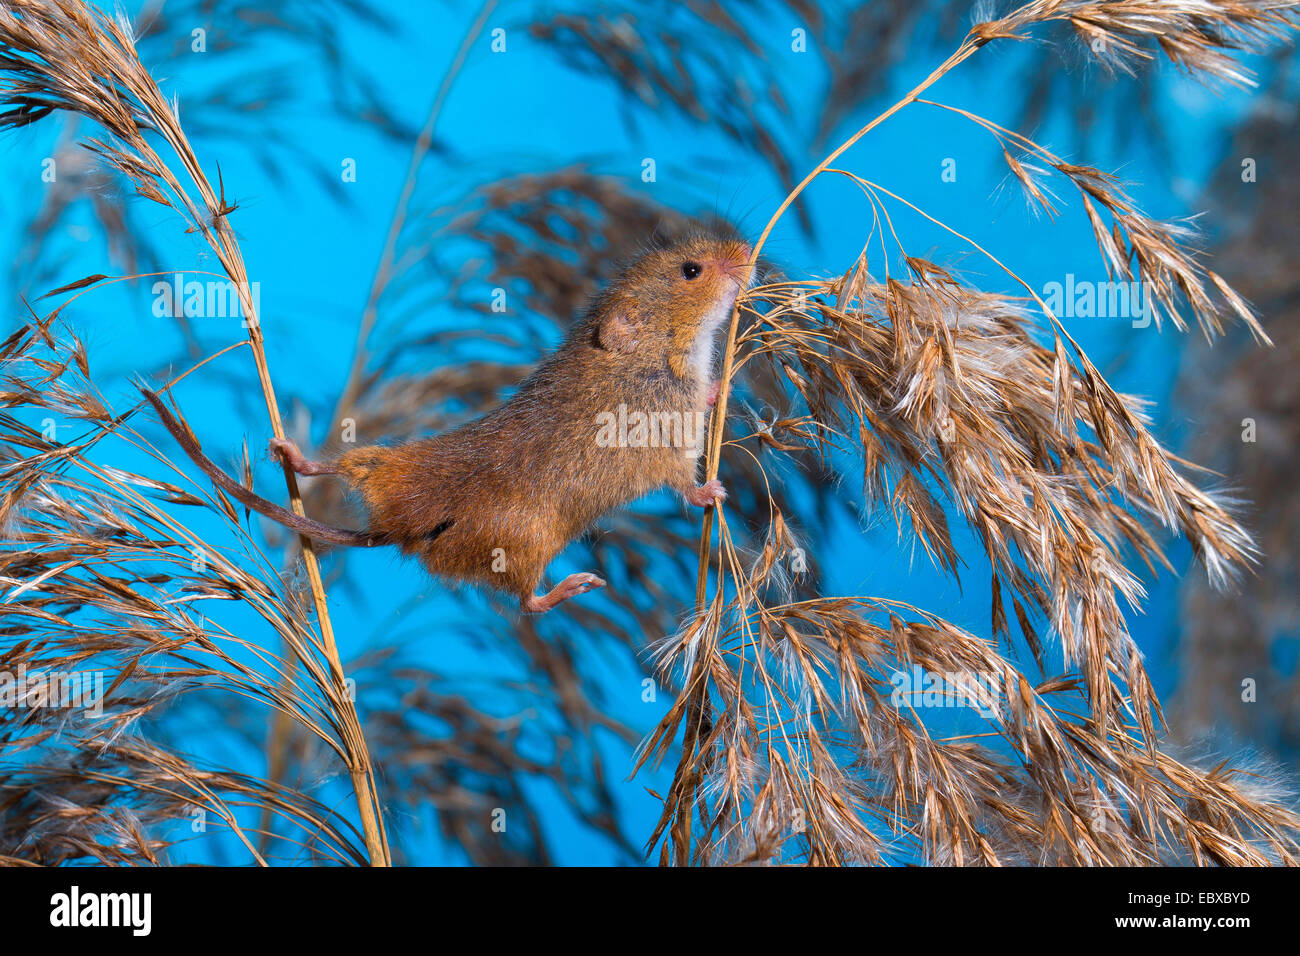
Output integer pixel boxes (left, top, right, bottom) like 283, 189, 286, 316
140, 388, 387, 548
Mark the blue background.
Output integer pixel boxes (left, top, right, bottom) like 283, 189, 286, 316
0, 1, 1286, 864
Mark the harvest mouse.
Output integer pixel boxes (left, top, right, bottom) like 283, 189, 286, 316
143, 230, 753, 613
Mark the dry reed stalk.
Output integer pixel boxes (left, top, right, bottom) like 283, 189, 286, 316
4, 1, 653, 866
0, 290, 643, 863
282, 167, 779, 864
659, 0, 1300, 864
330, 0, 497, 429
11, 0, 400, 306
0, 312, 373, 863
259, 0, 496, 855
6, 0, 1297, 867
0, 0, 388, 864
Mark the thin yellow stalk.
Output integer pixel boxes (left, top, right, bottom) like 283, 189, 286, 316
260, 0, 496, 860
693, 36, 985, 604
332, 0, 498, 426
672, 34, 987, 865
118, 57, 394, 865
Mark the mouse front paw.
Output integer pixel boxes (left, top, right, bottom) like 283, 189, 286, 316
686, 479, 727, 508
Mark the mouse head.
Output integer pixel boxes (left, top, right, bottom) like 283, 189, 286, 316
595, 231, 753, 381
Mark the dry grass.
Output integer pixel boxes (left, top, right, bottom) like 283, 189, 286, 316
0, 314, 370, 863
0, 0, 388, 862
0, 0, 662, 866
2, 0, 1298, 867
9, 0, 400, 307
646, 0, 1300, 864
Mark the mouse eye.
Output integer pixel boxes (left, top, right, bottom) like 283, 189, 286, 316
681, 261, 702, 280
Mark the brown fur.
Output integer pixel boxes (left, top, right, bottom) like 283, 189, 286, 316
151, 231, 752, 612
341, 231, 750, 605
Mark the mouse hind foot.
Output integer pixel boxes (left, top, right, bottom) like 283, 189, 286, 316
521, 572, 606, 614
269, 437, 338, 476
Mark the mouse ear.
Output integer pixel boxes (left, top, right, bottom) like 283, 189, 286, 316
597, 311, 641, 354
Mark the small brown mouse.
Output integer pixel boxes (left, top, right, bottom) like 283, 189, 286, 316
143, 231, 752, 613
